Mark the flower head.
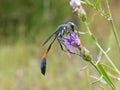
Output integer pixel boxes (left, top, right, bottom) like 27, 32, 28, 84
70, 0, 81, 8
64, 33, 81, 52
70, 0, 86, 21
70, 0, 85, 8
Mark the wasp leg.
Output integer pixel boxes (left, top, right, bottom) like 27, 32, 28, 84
57, 38, 66, 51
58, 35, 83, 57
57, 38, 82, 56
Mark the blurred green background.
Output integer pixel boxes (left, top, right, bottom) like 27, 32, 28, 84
0, 0, 120, 90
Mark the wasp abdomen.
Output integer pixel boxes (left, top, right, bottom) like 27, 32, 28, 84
41, 58, 46, 75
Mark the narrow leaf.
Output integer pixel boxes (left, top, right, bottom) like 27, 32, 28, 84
95, 0, 102, 9
84, 0, 94, 7
98, 63, 115, 90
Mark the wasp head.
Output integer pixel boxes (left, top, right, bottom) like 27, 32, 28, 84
66, 22, 77, 33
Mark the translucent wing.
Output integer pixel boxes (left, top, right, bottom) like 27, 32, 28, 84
41, 25, 62, 46
41, 31, 56, 46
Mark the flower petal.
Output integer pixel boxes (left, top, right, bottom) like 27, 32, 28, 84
64, 33, 81, 52
70, 0, 81, 7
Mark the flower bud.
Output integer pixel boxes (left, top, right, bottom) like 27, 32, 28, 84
80, 47, 92, 61
78, 6, 87, 22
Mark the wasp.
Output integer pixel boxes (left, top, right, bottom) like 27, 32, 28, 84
41, 22, 77, 75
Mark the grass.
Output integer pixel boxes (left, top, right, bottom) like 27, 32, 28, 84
0, 40, 119, 90
0, 43, 94, 90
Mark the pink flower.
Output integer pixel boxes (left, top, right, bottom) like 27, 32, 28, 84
64, 33, 81, 52
70, 0, 81, 8
70, 0, 86, 13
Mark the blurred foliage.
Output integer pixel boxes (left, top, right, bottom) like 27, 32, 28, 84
0, 0, 119, 44
0, 0, 73, 43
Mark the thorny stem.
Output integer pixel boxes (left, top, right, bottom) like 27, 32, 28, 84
105, 0, 120, 53
84, 22, 120, 74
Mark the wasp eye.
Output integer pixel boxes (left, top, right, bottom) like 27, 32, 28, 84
71, 24, 75, 30
67, 22, 75, 31
70, 22, 75, 31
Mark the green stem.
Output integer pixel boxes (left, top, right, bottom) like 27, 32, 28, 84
84, 22, 120, 74
90, 61, 101, 74
96, 42, 120, 74
105, 0, 120, 53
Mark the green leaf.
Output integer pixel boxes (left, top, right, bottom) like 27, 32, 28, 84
78, 31, 87, 35
98, 63, 115, 90
101, 64, 115, 72
84, 0, 91, 5
95, 0, 102, 9
100, 86, 106, 90
84, 0, 94, 7
91, 34, 97, 41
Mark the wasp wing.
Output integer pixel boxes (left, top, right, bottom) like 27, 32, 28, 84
41, 31, 56, 46
41, 25, 64, 46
